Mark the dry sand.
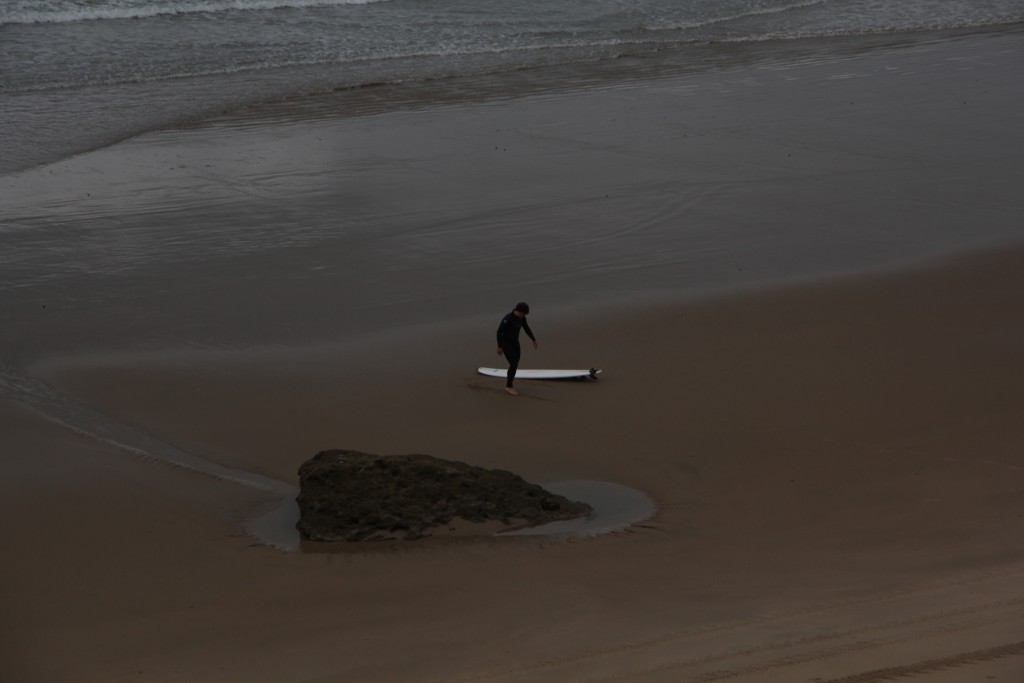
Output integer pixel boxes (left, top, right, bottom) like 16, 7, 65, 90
2, 27, 1024, 683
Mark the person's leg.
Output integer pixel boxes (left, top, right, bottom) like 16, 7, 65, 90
504, 343, 521, 390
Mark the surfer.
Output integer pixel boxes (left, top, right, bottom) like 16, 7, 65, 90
496, 302, 538, 396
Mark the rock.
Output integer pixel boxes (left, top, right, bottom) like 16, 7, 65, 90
296, 449, 593, 542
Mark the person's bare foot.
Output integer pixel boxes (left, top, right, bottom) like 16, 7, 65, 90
505, 387, 519, 396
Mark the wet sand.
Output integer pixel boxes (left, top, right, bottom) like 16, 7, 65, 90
3, 28, 1024, 683
5, 245, 1024, 682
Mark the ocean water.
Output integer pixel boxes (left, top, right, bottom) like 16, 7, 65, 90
1, 2, 1023, 361
3, 0, 1022, 173
1, 5, 1022, 361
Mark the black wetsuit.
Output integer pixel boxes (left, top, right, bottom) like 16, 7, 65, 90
496, 311, 535, 387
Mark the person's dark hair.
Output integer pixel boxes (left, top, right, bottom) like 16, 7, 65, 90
515, 302, 530, 314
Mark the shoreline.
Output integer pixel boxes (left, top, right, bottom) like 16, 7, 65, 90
3, 28, 1022, 367
190, 23, 1024, 130
5, 23, 1022, 177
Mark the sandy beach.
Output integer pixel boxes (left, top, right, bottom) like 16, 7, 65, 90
2, 27, 1024, 683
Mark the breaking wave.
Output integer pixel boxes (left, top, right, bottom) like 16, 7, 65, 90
1, 0, 391, 25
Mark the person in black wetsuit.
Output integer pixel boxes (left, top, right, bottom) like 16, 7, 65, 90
496, 302, 538, 395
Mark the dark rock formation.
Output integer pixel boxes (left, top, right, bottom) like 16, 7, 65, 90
296, 449, 592, 542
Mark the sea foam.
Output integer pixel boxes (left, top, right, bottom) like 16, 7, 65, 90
1, 0, 390, 26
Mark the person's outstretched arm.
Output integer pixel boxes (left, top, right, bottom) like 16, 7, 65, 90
523, 320, 538, 349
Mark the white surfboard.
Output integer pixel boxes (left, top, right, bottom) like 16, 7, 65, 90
477, 367, 601, 380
